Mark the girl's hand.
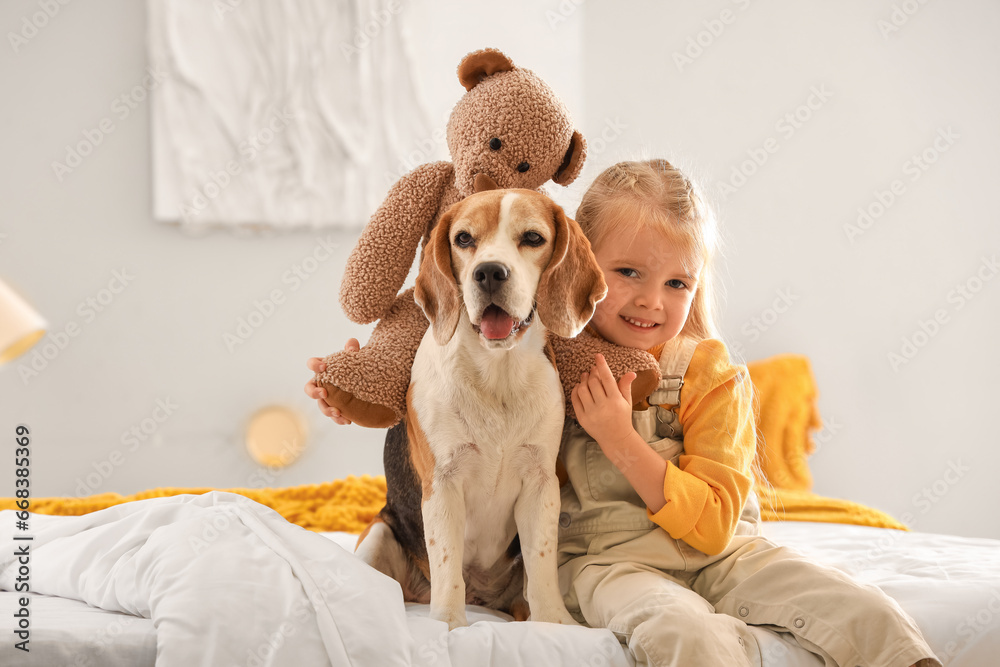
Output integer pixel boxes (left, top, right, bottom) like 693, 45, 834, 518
304, 338, 360, 425
571, 353, 637, 451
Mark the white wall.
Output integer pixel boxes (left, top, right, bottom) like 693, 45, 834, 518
1, 0, 997, 539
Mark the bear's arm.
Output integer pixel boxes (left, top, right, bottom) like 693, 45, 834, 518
549, 332, 661, 420
339, 161, 455, 324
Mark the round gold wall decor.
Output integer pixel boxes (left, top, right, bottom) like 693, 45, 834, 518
245, 405, 308, 468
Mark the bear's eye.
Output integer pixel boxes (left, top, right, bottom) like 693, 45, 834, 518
455, 231, 474, 248
522, 231, 544, 247
517, 162, 530, 173
489, 138, 502, 151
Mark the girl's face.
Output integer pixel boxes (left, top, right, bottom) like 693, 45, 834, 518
590, 226, 700, 350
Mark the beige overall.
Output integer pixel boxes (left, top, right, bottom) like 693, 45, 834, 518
556, 337, 940, 667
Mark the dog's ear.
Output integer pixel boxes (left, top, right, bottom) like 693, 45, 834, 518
536, 203, 607, 338
415, 210, 462, 345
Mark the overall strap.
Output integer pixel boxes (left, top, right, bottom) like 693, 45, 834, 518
646, 336, 702, 439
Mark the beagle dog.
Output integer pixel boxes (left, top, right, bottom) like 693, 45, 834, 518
355, 188, 606, 630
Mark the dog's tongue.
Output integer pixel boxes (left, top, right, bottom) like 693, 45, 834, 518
480, 305, 515, 340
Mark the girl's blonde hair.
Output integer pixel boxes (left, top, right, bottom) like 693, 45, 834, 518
575, 158, 720, 342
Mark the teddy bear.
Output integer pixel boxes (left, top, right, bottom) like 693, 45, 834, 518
314, 47, 660, 428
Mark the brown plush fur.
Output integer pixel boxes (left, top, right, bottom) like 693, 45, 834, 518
315, 48, 660, 427
549, 331, 660, 415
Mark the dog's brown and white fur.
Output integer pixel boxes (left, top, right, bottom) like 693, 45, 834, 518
355, 188, 606, 630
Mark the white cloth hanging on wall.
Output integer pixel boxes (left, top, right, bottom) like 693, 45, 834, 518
149, 0, 434, 231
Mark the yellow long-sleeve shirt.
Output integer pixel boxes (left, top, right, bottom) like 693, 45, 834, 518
643, 339, 757, 555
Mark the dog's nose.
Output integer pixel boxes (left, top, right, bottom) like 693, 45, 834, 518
474, 262, 510, 294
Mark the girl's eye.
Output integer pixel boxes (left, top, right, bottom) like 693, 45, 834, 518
667, 279, 687, 289
455, 232, 474, 247
616, 268, 638, 278
522, 231, 544, 246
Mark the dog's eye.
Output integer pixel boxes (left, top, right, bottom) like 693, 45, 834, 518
455, 232, 474, 248
489, 138, 502, 151
522, 231, 544, 247
516, 162, 530, 173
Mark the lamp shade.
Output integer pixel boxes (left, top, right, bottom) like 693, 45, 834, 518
0, 278, 46, 365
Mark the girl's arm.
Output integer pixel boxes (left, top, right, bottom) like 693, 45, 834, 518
571, 357, 669, 512
649, 339, 756, 554
573, 342, 757, 555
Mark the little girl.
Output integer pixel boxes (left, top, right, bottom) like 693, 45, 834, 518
560, 159, 939, 666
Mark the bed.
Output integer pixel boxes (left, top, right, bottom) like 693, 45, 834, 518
2, 354, 997, 666
1, 517, 998, 666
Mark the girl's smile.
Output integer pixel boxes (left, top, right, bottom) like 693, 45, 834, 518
620, 314, 660, 330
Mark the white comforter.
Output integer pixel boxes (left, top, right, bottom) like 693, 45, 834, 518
0, 491, 629, 667
4, 491, 1000, 666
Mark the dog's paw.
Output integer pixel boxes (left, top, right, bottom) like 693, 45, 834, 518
552, 611, 581, 626
529, 605, 581, 626
430, 607, 469, 631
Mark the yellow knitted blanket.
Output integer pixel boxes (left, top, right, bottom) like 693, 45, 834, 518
756, 486, 905, 530
0, 475, 904, 533
0, 476, 387, 534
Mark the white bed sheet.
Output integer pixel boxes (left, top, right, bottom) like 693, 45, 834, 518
2, 521, 997, 666
0, 593, 156, 666
762, 521, 1000, 667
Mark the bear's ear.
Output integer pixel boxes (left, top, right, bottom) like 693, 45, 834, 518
458, 48, 515, 91
552, 130, 587, 186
